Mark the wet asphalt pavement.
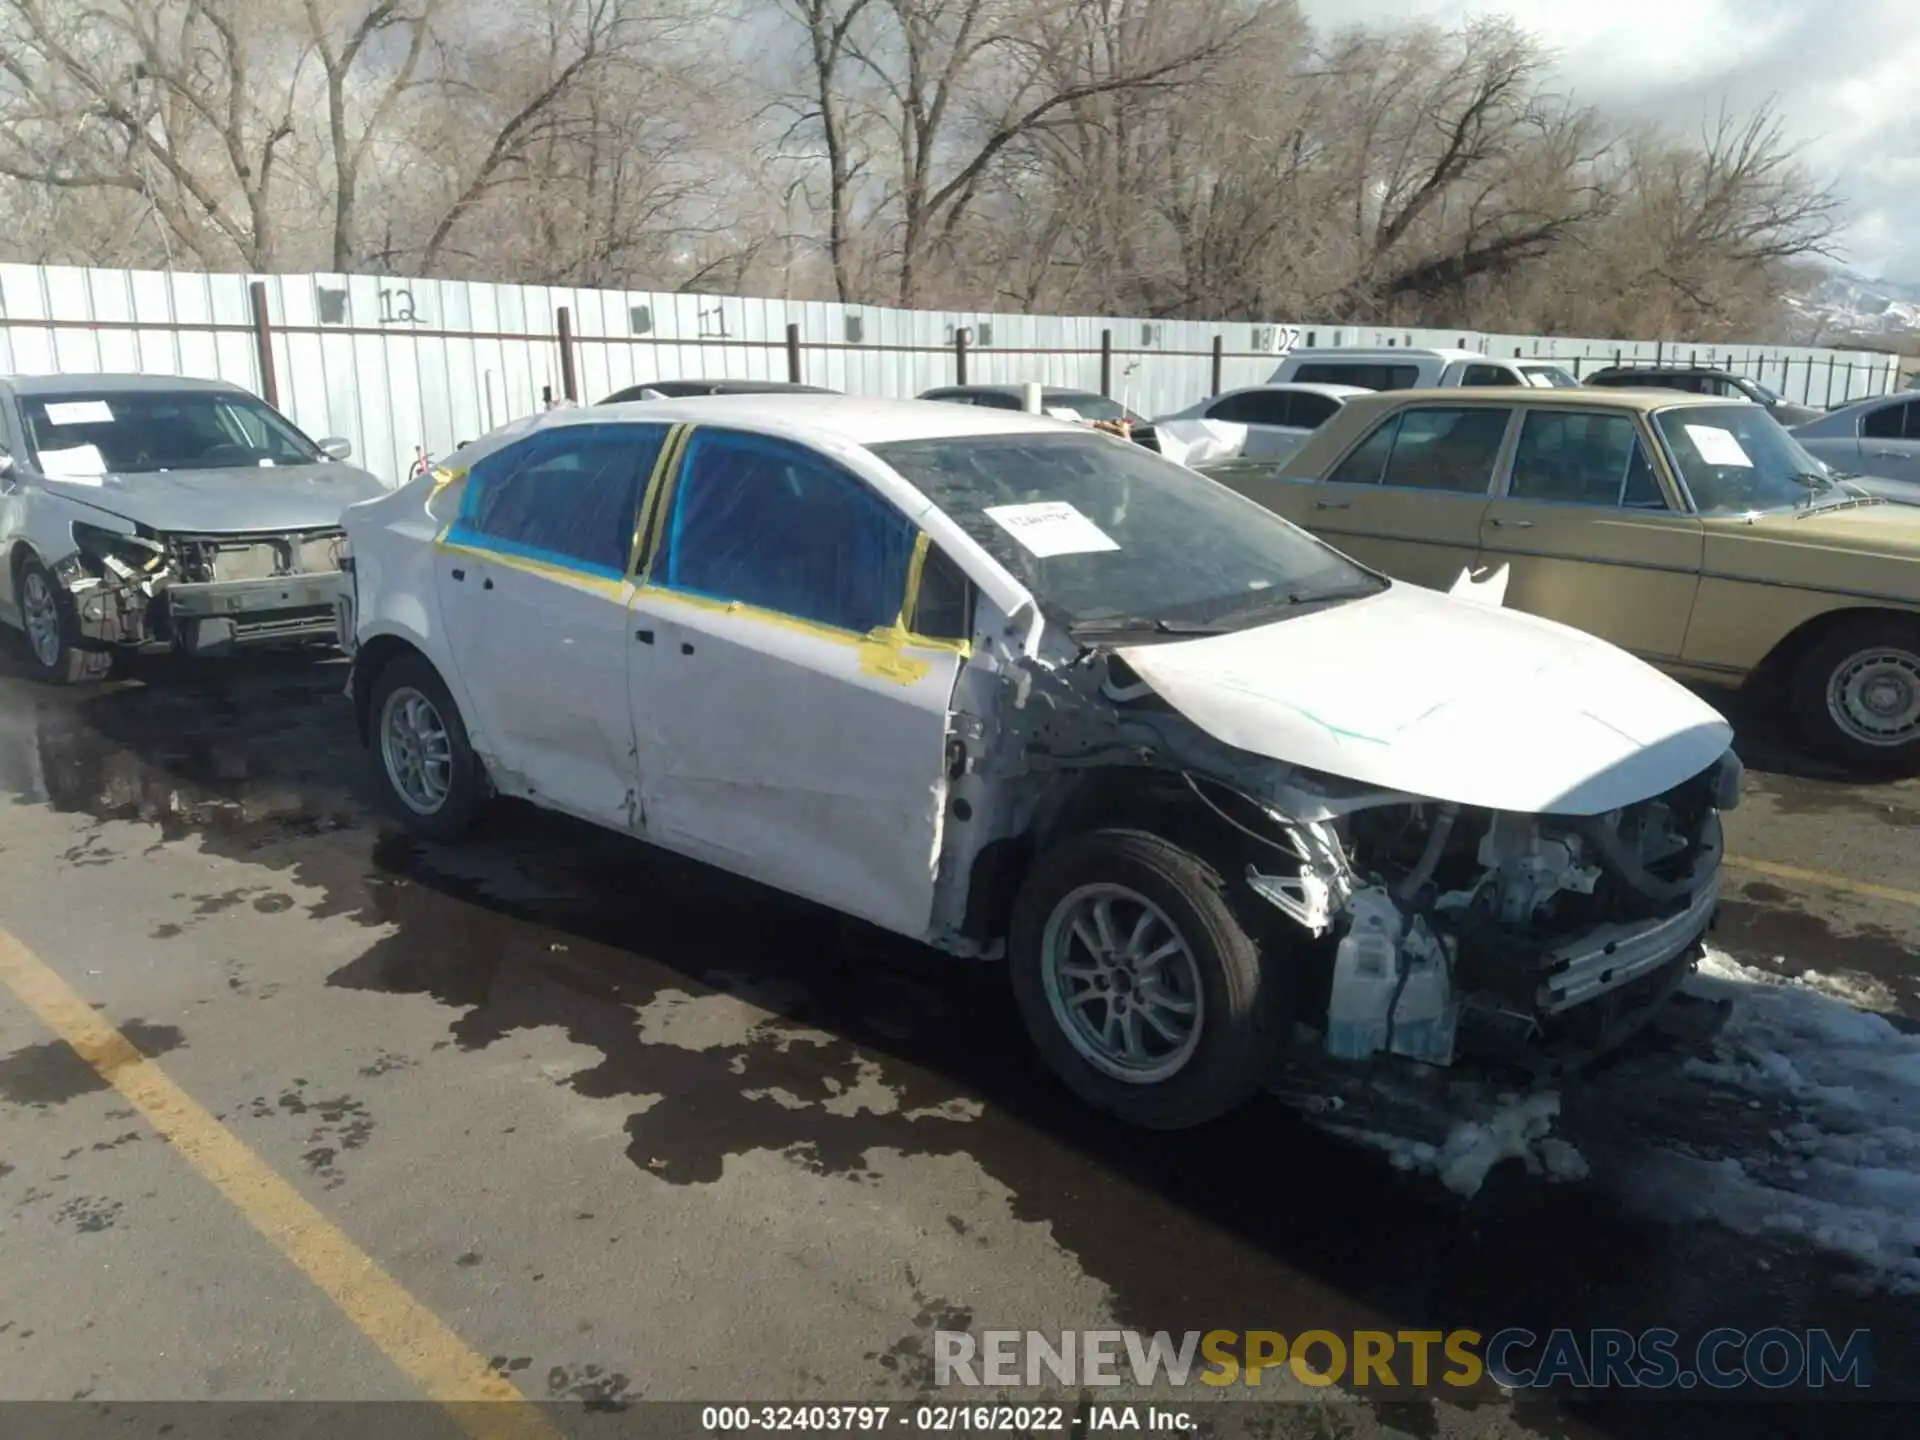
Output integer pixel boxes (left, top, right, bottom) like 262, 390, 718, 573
1, 644, 1918, 1437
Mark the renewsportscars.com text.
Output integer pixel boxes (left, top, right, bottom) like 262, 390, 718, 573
934, 1328, 1872, 1392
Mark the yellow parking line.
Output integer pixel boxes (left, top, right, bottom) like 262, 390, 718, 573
1725, 856, 1920, 911
0, 925, 557, 1440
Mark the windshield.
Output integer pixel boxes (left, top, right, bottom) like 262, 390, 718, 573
870, 432, 1386, 632
1652, 404, 1834, 516
20, 390, 323, 477
1045, 393, 1137, 424
1521, 366, 1582, 389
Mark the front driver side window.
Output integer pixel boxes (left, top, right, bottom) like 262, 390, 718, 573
1508, 412, 1666, 509
1862, 402, 1913, 440
654, 431, 918, 635
460, 423, 667, 575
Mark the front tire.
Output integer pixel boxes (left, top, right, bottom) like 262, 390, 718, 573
1788, 616, 1920, 776
13, 556, 111, 685
1008, 828, 1287, 1130
370, 653, 482, 840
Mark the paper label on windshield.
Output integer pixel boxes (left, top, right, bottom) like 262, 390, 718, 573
985, 501, 1119, 559
1044, 406, 1086, 423
43, 400, 114, 426
38, 443, 108, 481
1684, 424, 1753, 467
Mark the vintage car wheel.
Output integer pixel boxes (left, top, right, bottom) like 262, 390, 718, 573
370, 653, 483, 840
13, 556, 112, 685
1790, 617, 1920, 775
1008, 828, 1286, 1130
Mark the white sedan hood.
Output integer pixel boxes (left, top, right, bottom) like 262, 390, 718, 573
1114, 582, 1733, 816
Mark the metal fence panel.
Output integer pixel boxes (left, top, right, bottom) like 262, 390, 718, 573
0, 262, 1905, 484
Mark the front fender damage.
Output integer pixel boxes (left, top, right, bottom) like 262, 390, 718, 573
935, 632, 1738, 1091
51, 535, 171, 650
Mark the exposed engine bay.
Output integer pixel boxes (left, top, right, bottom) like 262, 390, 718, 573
49, 522, 347, 655
933, 625, 1739, 1080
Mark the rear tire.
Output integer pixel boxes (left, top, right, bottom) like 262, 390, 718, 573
369, 652, 483, 841
1008, 828, 1286, 1130
13, 556, 112, 685
1788, 616, 1920, 776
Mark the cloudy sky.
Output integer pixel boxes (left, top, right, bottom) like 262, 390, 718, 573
1297, 0, 1919, 282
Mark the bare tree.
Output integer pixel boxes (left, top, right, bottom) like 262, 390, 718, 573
0, 0, 314, 268
304, 0, 441, 272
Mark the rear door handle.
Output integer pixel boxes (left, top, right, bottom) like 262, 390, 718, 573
482, 577, 494, 590
1490, 518, 1534, 529
450, 567, 465, 581
635, 628, 654, 644
1312, 499, 1350, 510
1868, 448, 1907, 459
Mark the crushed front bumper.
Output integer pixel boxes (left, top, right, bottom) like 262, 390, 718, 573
166, 574, 342, 653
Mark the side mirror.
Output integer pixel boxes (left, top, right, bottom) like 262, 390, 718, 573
318, 436, 353, 461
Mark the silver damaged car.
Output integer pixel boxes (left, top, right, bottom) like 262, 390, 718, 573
0, 374, 388, 681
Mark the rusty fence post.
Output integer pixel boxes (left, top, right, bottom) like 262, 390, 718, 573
955, 327, 970, 386
786, 323, 803, 384
555, 306, 579, 402
248, 281, 278, 408
1099, 329, 1113, 397
1210, 335, 1224, 397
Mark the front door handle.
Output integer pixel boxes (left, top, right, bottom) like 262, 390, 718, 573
450, 567, 465, 581
635, 628, 654, 644
1490, 518, 1534, 529
1313, 499, 1350, 511
1868, 448, 1906, 460
482, 577, 494, 590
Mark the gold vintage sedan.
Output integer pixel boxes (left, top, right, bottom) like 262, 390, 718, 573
1205, 387, 1920, 772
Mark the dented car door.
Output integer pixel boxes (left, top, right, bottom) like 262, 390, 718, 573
626, 427, 967, 939
432, 423, 668, 827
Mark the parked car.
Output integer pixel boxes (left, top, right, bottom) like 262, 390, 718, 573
600, 380, 839, 402
1153, 383, 1368, 467
1791, 390, 1920, 499
1515, 361, 1583, 389
0, 373, 380, 682
1204, 386, 1920, 772
1267, 348, 1535, 391
339, 394, 1739, 1130
1584, 365, 1821, 427
917, 385, 1158, 450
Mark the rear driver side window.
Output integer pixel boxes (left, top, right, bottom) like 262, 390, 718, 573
655, 431, 917, 635
461, 423, 666, 575
1328, 407, 1510, 494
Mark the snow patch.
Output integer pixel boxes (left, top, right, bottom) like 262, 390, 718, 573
1331, 1089, 1588, 1199
1610, 949, 1920, 1294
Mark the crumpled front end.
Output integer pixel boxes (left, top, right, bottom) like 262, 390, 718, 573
1244, 750, 1741, 1075
46, 522, 349, 655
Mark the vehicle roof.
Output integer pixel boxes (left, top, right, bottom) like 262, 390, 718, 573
1215, 382, 1373, 400
1341, 385, 1735, 413
920, 384, 1104, 398
1823, 387, 1920, 414
1587, 364, 1748, 379
574, 392, 1073, 447
2, 372, 245, 397
1280, 348, 1490, 364
603, 379, 834, 397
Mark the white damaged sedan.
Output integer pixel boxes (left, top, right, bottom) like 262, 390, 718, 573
338, 396, 1741, 1130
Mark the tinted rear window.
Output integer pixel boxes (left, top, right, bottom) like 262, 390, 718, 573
1291, 362, 1420, 390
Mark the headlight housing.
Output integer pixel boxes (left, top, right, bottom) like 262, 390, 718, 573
70, 520, 168, 579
